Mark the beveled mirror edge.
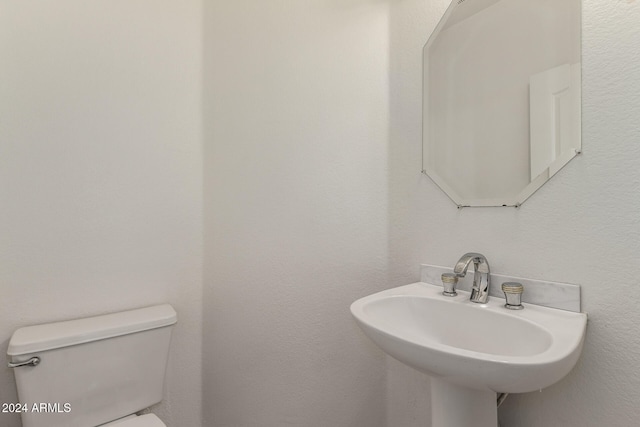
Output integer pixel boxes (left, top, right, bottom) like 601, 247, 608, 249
421, 169, 519, 208
421, 0, 458, 181
422, 147, 582, 208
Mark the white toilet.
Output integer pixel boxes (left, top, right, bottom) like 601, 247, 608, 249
7, 304, 177, 427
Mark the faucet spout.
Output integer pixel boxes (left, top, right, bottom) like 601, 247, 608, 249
453, 252, 491, 303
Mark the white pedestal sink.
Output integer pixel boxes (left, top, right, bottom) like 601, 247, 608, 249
350, 282, 587, 427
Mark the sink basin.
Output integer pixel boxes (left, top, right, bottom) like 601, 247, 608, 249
350, 282, 587, 393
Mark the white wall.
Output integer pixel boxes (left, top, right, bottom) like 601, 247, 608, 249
202, 0, 390, 425
2, 0, 638, 426
0, 2, 203, 426
388, 0, 640, 426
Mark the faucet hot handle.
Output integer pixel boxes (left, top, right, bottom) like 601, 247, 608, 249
441, 273, 458, 297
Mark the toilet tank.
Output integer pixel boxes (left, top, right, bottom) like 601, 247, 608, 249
7, 305, 177, 427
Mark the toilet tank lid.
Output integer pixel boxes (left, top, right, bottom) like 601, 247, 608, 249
7, 304, 177, 356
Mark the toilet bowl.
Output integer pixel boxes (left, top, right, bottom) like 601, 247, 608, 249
7, 305, 177, 427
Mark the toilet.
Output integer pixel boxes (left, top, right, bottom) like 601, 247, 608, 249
7, 304, 177, 427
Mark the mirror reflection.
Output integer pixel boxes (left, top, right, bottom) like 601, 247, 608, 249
422, 0, 581, 207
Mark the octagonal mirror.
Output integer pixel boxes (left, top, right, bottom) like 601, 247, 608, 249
422, 0, 581, 207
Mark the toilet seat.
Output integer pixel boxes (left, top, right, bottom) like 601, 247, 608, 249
101, 414, 166, 427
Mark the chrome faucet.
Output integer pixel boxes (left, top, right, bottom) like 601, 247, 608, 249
453, 253, 491, 304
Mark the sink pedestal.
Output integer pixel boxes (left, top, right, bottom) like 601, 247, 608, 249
431, 378, 497, 427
